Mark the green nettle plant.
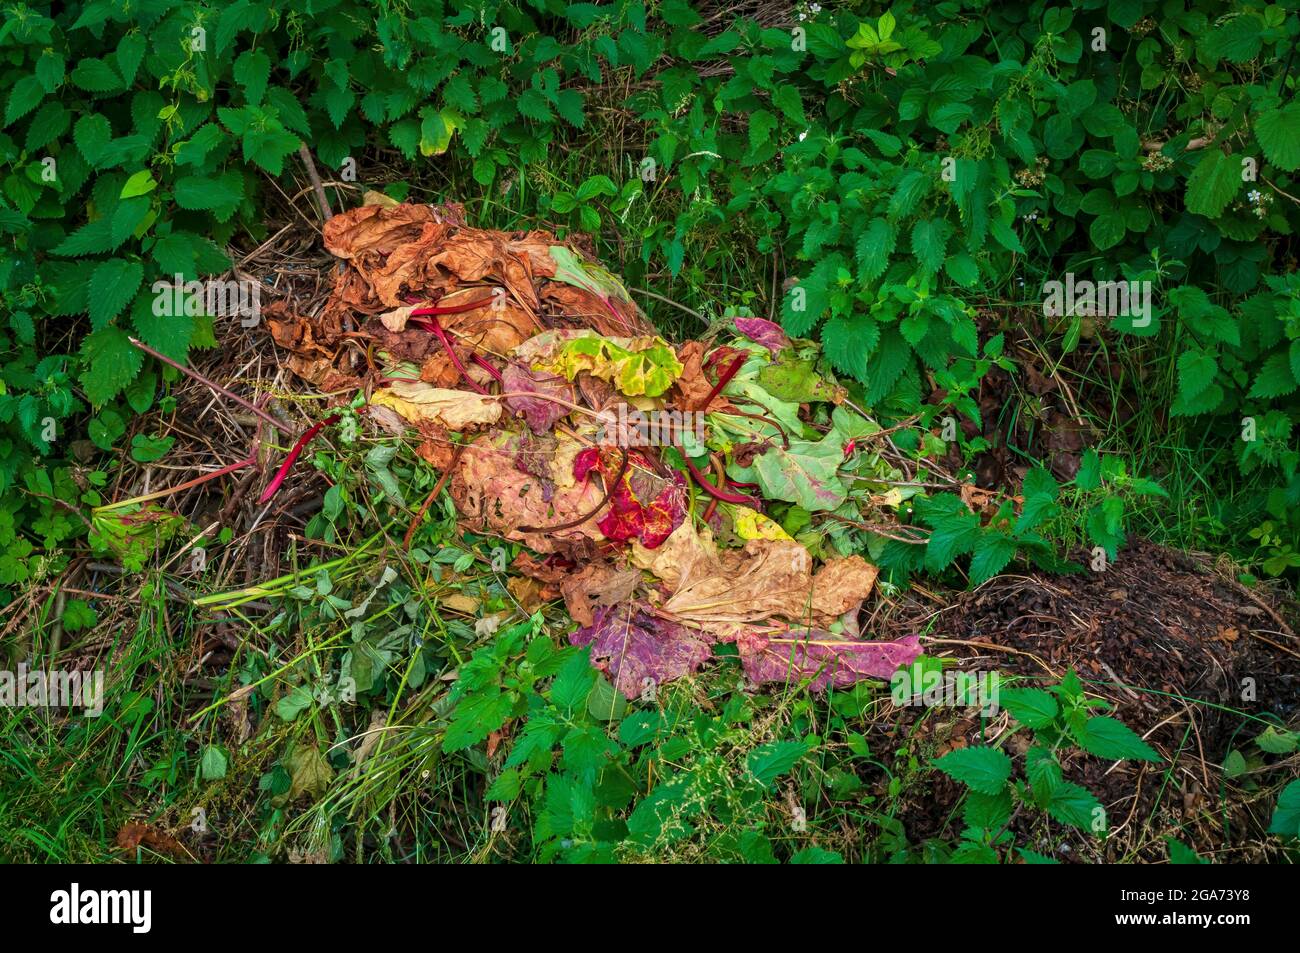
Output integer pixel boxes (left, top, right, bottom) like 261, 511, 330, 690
1, 0, 1297, 866
3, 1, 1295, 599
933, 670, 1161, 863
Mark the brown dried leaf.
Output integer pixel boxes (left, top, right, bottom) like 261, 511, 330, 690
810, 555, 879, 618
560, 563, 642, 626
450, 431, 606, 554
370, 380, 502, 430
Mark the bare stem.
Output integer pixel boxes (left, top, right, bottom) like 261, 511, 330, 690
128, 337, 294, 436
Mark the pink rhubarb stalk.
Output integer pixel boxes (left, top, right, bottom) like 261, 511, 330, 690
258, 413, 341, 505
684, 458, 759, 509
699, 350, 749, 409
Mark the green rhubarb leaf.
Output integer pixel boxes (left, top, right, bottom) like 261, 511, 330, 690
751, 433, 847, 511
524, 330, 683, 398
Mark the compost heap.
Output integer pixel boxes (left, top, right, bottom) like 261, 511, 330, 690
268, 198, 923, 698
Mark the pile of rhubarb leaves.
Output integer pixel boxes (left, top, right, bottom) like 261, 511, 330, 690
268, 197, 923, 699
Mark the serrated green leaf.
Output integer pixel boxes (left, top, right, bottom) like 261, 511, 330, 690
969, 532, 1017, 584
1185, 150, 1240, 219
88, 259, 144, 329
1256, 104, 1300, 173
1248, 352, 1297, 399
80, 327, 143, 406
1000, 687, 1059, 728
933, 746, 1012, 795
1077, 715, 1161, 761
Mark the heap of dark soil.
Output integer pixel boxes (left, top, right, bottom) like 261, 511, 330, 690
874, 538, 1300, 862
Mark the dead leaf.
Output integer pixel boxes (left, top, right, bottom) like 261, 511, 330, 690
810, 555, 879, 618
560, 563, 642, 626
570, 603, 714, 698
442, 592, 479, 614
370, 380, 502, 430
735, 628, 923, 691
671, 339, 719, 411
281, 743, 334, 803
450, 431, 606, 554
507, 574, 552, 612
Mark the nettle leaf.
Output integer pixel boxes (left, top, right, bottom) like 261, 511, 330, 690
110, 196, 151, 245
781, 255, 839, 336
1000, 687, 1058, 728
518, 88, 553, 122
933, 746, 1011, 795
852, 217, 894, 284
1176, 349, 1218, 401
132, 292, 194, 361
234, 49, 272, 106
1016, 467, 1059, 532
924, 505, 982, 572
88, 259, 144, 329
969, 532, 1017, 584
944, 252, 979, 287
1184, 150, 1240, 219
442, 73, 479, 114
1077, 716, 1161, 761
174, 172, 244, 218
80, 326, 143, 406
24, 101, 69, 151
1046, 781, 1103, 833
70, 58, 124, 93
242, 126, 301, 174
863, 327, 913, 404
1248, 352, 1298, 399
35, 51, 65, 92
52, 218, 115, 257
1255, 103, 1300, 173
4, 75, 45, 127
746, 739, 812, 789
910, 218, 950, 276
823, 312, 879, 381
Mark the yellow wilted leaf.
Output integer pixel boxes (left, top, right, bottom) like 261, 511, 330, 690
370, 380, 502, 430
732, 507, 793, 541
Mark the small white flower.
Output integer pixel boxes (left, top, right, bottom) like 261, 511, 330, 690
1247, 190, 1262, 203
798, 129, 808, 141
797, 12, 806, 19
810, 3, 822, 12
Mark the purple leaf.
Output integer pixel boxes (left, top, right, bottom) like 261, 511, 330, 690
503, 361, 573, 433
570, 604, 714, 698
735, 629, 922, 691
734, 317, 790, 352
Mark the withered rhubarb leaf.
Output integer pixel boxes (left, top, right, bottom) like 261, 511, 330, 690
370, 379, 502, 430
570, 604, 714, 699
735, 629, 922, 691
502, 361, 574, 433
574, 448, 686, 548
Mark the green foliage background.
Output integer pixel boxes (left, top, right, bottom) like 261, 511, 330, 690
1, 0, 1299, 590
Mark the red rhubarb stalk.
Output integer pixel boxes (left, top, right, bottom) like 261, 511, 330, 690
699, 350, 749, 409
258, 413, 342, 505
410, 294, 496, 316
684, 458, 759, 508
409, 293, 498, 396
471, 353, 505, 387
410, 317, 488, 395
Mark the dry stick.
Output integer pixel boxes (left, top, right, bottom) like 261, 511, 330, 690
298, 143, 333, 221
99, 455, 258, 510
630, 287, 707, 325
128, 337, 292, 436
